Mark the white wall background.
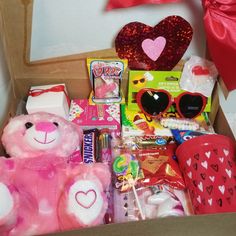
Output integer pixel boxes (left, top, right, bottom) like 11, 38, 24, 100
0, 34, 11, 126
30, 0, 206, 61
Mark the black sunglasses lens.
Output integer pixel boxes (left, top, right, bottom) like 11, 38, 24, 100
140, 91, 169, 116
179, 94, 204, 118
140, 78, 145, 83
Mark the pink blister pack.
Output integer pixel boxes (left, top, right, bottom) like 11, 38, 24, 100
69, 99, 121, 135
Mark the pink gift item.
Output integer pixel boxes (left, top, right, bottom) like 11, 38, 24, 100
0, 112, 111, 236
176, 134, 236, 214
69, 99, 120, 136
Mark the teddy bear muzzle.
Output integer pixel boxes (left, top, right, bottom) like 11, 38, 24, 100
24, 121, 60, 150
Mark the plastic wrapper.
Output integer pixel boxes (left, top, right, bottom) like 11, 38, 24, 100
135, 144, 185, 190
180, 56, 218, 97
87, 58, 127, 104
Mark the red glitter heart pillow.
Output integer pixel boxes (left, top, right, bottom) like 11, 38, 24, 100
115, 15, 193, 71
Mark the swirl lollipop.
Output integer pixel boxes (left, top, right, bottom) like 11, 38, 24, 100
113, 153, 145, 220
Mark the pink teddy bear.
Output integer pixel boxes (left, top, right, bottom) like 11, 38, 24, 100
0, 112, 111, 236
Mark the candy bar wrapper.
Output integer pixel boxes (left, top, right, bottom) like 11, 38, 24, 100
82, 129, 99, 164
171, 129, 211, 145
26, 84, 70, 119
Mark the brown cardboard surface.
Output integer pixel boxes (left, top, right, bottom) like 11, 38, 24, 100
0, 86, 18, 155
208, 82, 219, 125
46, 213, 236, 236
1, 1, 236, 236
219, 77, 229, 99
214, 106, 235, 141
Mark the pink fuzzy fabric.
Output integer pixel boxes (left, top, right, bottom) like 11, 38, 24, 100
1, 112, 83, 159
0, 112, 111, 236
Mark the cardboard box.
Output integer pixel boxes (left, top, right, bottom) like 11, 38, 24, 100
1, 0, 236, 236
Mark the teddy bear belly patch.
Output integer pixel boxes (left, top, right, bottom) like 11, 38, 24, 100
67, 180, 104, 226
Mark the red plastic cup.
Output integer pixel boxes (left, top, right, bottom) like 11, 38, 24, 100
176, 134, 236, 214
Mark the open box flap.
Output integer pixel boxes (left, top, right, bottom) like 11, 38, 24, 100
0, 0, 118, 99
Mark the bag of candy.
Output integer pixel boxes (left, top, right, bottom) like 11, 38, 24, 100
135, 144, 186, 190
87, 58, 127, 103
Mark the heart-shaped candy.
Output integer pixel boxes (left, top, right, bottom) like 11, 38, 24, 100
115, 15, 193, 70
192, 65, 210, 76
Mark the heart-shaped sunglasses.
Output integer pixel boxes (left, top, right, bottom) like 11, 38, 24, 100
136, 88, 207, 119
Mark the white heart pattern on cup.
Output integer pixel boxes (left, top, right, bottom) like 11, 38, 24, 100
201, 161, 208, 169
223, 149, 229, 156
219, 157, 224, 163
198, 182, 203, 192
187, 171, 192, 179
225, 169, 232, 178
187, 158, 191, 167
205, 151, 211, 159
218, 185, 225, 195
208, 198, 213, 206
197, 195, 201, 203
209, 176, 215, 182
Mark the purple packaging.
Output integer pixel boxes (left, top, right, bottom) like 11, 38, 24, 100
171, 129, 207, 144
82, 129, 99, 163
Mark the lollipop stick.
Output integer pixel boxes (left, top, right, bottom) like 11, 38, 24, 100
128, 165, 145, 220
131, 183, 145, 220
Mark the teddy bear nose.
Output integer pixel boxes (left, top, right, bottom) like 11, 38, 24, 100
35, 122, 57, 133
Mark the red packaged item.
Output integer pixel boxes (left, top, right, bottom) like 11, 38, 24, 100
136, 144, 185, 189
106, 0, 182, 11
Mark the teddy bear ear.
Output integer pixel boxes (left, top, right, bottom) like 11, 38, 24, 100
91, 163, 111, 189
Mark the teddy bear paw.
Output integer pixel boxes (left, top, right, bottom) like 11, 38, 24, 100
67, 179, 106, 225
58, 178, 108, 229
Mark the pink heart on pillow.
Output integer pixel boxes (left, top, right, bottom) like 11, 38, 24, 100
142, 37, 166, 61
115, 15, 193, 70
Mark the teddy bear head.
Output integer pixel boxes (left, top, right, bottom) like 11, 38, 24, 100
1, 112, 83, 159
